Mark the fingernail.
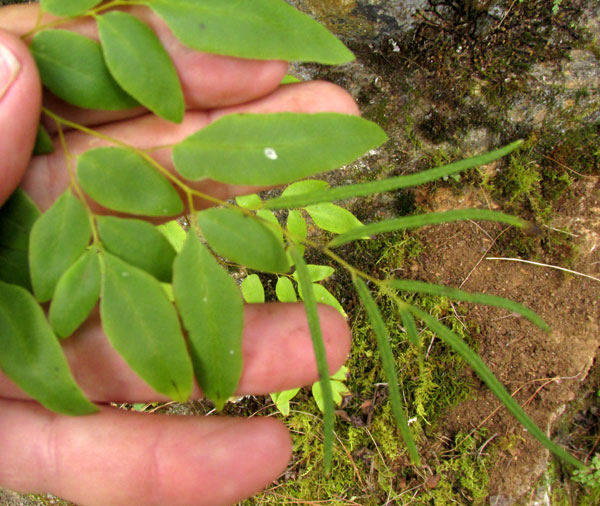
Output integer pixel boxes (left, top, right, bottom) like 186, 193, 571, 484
0, 41, 21, 101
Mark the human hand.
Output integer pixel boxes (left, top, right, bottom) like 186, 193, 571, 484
0, 4, 355, 505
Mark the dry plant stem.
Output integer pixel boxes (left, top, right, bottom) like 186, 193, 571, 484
542, 154, 599, 179
267, 494, 363, 505
364, 425, 391, 475
543, 224, 579, 237
334, 436, 365, 488
477, 433, 500, 459
587, 435, 600, 461
468, 219, 494, 241
486, 257, 600, 283
497, 0, 519, 28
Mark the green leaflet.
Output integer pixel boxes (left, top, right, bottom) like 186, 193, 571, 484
388, 279, 549, 331
100, 253, 193, 402
0, 281, 97, 415
148, 0, 354, 65
77, 147, 183, 217
0, 249, 32, 292
275, 276, 297, 302
271, 388, 300, 416
198, 208, 289, 273
97, 11, 184, 123
299, 282, 346, 317
281, 180, 329, 198
0, 189, 40, 289
30, 30, 138, 111
0, 190, 41, 249
312, 366, 350, 413
33, 124, 54, 155
292, 265, 335, 283
305, 203, 363, 234
353, 278, 421, 465
281, 75, 302, 84
409, 305, 585, 470
50, 249, 101, 339
40, 0, 101, 16
29, 190, 91, 302
157, 220, 188, 252
256, 209, 284, 245
286, 209, 307, 260
241, 274, 265, 303
287, 209, 307, 244
265, 141, 525, 209
235, 193, 262, 210
329, 209, 527, 247
282, 181, 350, 245
173, 232, 244, 410
289, 247, 334, 471
97, 216, 177, 282
173, 113, 388, 185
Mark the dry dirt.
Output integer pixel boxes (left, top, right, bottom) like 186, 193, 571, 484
413, 178, 600, 501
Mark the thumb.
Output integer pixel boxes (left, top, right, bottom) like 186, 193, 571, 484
0, 28, 42, 206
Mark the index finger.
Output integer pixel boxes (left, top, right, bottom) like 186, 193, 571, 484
0, 3, 288, 125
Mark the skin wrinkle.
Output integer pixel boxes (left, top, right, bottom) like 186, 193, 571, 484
144, 426, 168, 506
40, 411, 62, 495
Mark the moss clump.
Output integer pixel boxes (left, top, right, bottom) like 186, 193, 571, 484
489, 124, 599, 220
243, 229, 493, 505
415, 430, 494, 506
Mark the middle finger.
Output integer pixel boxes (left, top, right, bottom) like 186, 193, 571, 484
0, 303, 350, 403
23, 80, 359, 212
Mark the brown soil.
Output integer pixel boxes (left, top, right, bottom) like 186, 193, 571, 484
411, 177, 600, 500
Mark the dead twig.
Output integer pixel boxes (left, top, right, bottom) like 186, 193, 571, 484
486, 257, 600, 283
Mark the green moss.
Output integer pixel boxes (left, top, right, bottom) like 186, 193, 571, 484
24, 494, 73, 506
242, 399, 404, 505
482, 123, 599, 232
244, 227, 494, 504
418, 431, 493, 506
350, 230, 424, 277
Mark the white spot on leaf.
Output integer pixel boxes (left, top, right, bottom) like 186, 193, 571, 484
264, 147, 278, 160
